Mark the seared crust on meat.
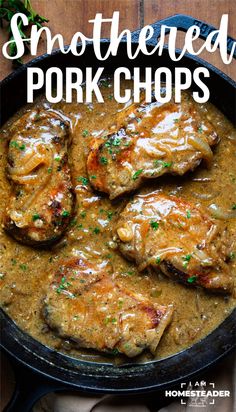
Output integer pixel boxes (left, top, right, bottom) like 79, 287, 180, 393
43, 257, 173, 357
4, 109, 75, 246
87, 92, 219, 199
115, 193, 233, 293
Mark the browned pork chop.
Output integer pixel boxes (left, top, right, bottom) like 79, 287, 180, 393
115, 193, 233, 293
44, 257, 173, 357
87, 92, 219, 199
4, 109, 74, 246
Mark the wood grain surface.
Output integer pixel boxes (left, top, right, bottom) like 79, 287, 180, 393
0, 0, 235, 81
144, 0, 236, 79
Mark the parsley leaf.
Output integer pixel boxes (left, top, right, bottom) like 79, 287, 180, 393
187, 275, 197, 284
0, 0, 48, 67
132, 169, 143, 180
153, 160, 173, 168
100, 157, 108, 165
77, 176, 89, 185
186, 210, 191, 219
82, 129, 89, 137
150, 221, 159, 230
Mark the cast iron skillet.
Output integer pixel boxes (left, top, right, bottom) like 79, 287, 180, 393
0, 14, 236, 412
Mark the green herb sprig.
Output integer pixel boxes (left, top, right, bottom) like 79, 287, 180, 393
0, 0, 48, 67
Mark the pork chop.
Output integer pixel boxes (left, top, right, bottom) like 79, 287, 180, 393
87, 92, 219, 199
44, 257, 173, 357
115, 193, 233, 293
4, 109, 74, 246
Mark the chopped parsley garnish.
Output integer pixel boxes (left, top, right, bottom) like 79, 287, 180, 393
100, 79, 111, 88
19, 264, 27, 271
82, 129, 89, 137
150, 221, 159, 230
10, 141, 18, 148
55, 156, 61, 162
77, 176, 89, 185
80, 211, 86, 218
187, 275, 197, 283
182, 254, 192, 268
198, 126, 203, 133
132, 169, 143, 180
118, 299, 123, 308
104, 316, 117, 325
232, 203, 236, 210
110, 348, 120, 355
153, 160, 173, 168
124, 343, 131, 350
112, 137, 121, 146
70, 218, 77, 227
107, 211, 113, 220
90, 175, 97, 179
108, 94, 113, 100
56, 276, 71, 294
186, 210, 191, 219
93, 227, 100, 234
229, 252, 235, 261
100, 156, 108, 165
61, 210, 70, 217
10, 141, 26, 150
47, 167, 52, 173
104, 136, 121, 152
156, 256, 161, 265
32, 213, 40, 221
105, 254, 112, 259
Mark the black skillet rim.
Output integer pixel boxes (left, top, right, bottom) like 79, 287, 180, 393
0, 41, 236, 393
1, 308, 235, 393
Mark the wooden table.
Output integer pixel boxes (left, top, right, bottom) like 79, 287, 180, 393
0, 0, 235, 81
0, 0, 235, 410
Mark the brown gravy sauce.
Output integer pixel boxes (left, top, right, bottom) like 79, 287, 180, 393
0, 80, 235, 363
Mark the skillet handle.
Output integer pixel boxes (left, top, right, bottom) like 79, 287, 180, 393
3, 354, 68, 412
131, 14, 236, 58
